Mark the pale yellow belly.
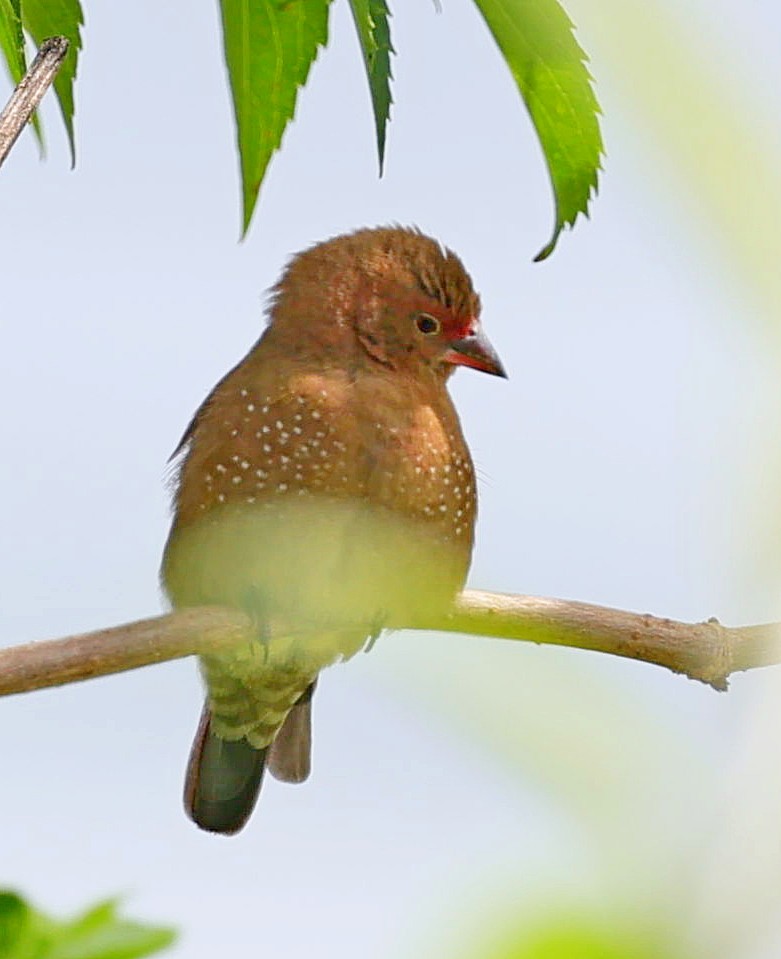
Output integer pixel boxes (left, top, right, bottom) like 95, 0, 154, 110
162, 495, 469, 672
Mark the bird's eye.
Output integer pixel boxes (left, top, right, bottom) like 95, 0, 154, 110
415, 313, 440, 335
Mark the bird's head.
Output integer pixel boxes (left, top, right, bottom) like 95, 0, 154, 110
268, 226, 506, 381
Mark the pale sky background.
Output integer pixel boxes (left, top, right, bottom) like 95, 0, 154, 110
2, 0, 781, 957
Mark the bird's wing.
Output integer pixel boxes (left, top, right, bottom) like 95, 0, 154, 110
168, 352, 257, 462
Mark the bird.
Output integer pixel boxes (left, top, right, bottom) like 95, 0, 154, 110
161, 226, 506, 834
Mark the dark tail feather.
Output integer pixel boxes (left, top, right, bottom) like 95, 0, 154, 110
184, 705, 267, 835
268, 681, 316, 784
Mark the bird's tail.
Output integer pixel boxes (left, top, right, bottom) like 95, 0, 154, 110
267, 679, 316, 783
184, 706, 268, 834
184, 680, 317, 834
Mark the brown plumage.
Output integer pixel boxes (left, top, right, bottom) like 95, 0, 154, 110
161, 226, 505, 834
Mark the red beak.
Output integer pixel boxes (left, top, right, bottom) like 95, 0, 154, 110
443, 328, 507, 378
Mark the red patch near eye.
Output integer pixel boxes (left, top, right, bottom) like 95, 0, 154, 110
444, 316, 477, 339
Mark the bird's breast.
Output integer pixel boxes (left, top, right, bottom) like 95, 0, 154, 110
172, 366, 476, 543
163, 365, 476, 632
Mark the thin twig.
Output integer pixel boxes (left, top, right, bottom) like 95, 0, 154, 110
0, 590, 779, 699
0, 37, 69, 169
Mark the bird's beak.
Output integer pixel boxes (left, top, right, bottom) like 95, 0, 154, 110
444, 328, 508, 378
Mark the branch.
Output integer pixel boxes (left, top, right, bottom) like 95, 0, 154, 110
1, 590, 779, 698
0, 36, 70, 168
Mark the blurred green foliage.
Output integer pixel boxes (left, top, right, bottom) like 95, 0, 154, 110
459, 913, 678, 959
0, 891, 175, 959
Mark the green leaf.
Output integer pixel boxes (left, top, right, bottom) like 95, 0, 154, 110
0, 892, 176, 959
472, 0, 603, 260
220, 0, 333, 235
22, 0, 84, 165
347, 0, 393, 174
0, 0, 25, 84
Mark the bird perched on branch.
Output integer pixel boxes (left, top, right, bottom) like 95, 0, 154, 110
161, 226, 506, 834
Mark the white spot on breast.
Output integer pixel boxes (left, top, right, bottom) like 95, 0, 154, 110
278, 483, 288, 492
247, 403, 255, 412
215, 464, 227, 474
